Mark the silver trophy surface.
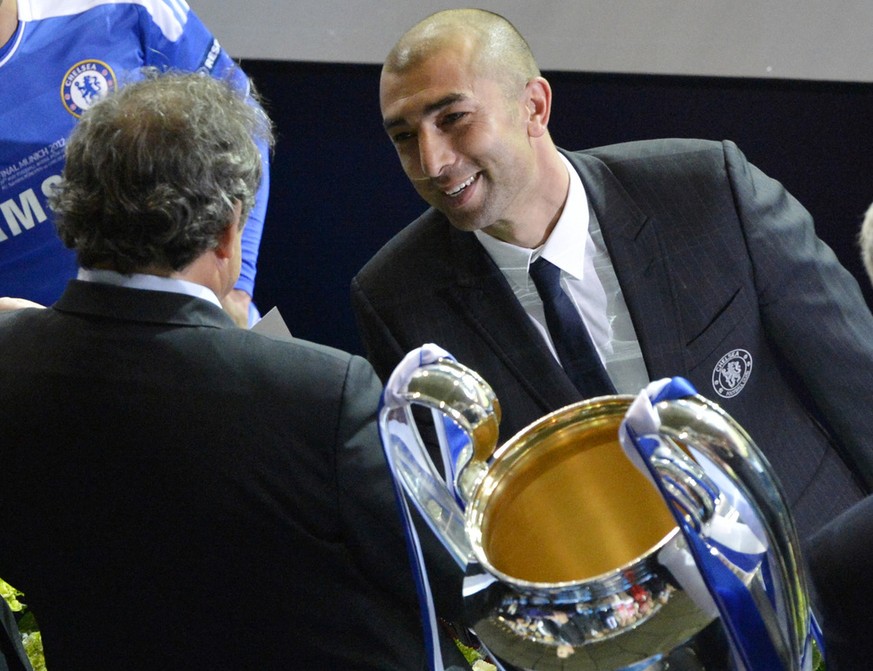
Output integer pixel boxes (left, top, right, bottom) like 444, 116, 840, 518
378, 348, 821, 671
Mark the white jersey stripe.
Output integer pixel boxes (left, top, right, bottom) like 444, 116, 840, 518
18, 0, 187, 41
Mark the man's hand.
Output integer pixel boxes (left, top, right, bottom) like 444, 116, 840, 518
220, 288, 253, 328
0, 297, 45, 312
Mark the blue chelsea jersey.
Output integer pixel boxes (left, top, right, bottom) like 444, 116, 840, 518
0, 0, 269, 305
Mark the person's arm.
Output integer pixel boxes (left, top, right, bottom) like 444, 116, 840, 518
233, 136, 270, 324
807, 495, 873, 668
140, 3, 271, 326
725, 140, 873, 486
341, 354, 470, 643
333, 355, 418, 597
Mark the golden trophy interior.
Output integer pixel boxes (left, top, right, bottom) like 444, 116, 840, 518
474, 398, 677, 585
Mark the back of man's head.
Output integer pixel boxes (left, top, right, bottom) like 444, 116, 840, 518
50, 69, 273, 275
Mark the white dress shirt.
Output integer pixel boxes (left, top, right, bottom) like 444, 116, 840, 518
474, 153, 649, 394
77, 268, 223, 309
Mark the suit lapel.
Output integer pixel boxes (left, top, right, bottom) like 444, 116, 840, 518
563, 151, 688, 381
440, 219, 582, 412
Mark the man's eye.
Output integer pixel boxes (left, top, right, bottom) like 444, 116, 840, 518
442, 112, 467, 125
392, 131, 414, 144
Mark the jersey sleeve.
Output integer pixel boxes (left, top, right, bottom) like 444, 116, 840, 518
138, 1, 270, 298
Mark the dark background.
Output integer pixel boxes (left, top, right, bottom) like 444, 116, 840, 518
242, 60, 873, 355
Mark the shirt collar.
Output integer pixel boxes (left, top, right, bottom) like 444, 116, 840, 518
475, 152, 590, 281
77, 268, 223, 309
543, 152, 589, 279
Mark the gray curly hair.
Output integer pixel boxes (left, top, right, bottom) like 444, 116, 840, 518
51, 68, 274, 274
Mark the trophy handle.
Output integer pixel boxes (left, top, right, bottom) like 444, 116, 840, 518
379, 351, 502, 568
621, 379, 816, 671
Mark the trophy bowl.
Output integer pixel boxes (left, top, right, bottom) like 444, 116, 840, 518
379, 349, 818, 671
460, 396, 717, 670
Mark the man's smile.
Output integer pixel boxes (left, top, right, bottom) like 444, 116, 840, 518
444, 173, 479, 197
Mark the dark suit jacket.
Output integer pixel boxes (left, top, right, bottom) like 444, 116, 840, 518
352, 138, 873, 542
0, 281, 425, 670
807, 495, 873, 670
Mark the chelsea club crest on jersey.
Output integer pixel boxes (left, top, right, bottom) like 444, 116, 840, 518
61, 60, 117, 118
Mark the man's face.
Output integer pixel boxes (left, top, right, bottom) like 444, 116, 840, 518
380, 42, 538, 235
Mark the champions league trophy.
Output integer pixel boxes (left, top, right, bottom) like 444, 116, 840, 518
378, 345, 823, 671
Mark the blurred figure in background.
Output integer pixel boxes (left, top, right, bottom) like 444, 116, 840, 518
0, 0, 270, 326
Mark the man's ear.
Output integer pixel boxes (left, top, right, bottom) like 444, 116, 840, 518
214, 221, 237, 260
525, 76, 553, 138
215, 202, 244, 260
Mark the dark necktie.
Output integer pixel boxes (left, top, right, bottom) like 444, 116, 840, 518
529, 257, 616, 398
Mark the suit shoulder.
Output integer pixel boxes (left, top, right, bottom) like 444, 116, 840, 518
580, 138, 724, 162
216, 327, 370, 382
576, 138, 743, 176
569, 139, 751, 191
354, 208, 454, 287
234, 327, 356, 363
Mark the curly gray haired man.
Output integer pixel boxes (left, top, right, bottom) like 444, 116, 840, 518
0, 68, 427, 669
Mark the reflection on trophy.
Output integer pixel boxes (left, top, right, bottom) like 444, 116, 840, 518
378, 345, 823, 671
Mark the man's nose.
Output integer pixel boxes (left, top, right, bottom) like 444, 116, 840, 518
418, 130, 452, 178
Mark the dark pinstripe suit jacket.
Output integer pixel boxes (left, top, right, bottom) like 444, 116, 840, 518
352, 138, 873, 540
